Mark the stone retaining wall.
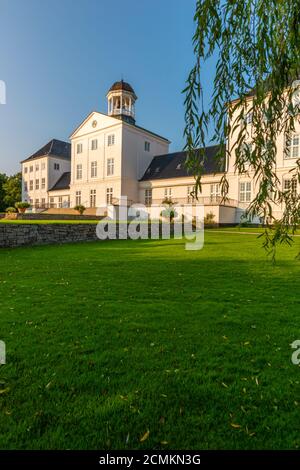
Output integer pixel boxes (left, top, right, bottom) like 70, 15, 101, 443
0, 222, 185, 248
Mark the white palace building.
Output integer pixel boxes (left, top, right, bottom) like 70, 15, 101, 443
21, 80, 300, 224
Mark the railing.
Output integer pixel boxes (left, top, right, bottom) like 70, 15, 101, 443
145, 196, 239, 207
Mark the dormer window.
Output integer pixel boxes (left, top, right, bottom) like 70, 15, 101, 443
176, 163, 182, 170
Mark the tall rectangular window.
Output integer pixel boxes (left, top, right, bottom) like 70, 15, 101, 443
145, 189, 152, 205
24, 182, 28, 192
91, 161, 97, 178
77, 143, 83, 154
41, 162, 46, 170
35, 164, 39, 171
164, 188, 172, 199
108, 134, 115, 146
76, 164, 82, 180
54, 163, 60, 170
50, 197, 55, 208
35, 179, 39, 190
90, 189, 96, 207
35, 199, 39, 207
283, 179, 297, 194
29, 166, 33, 173
286, 134, 300, 159
144, 141, 151, 152
107, 158, 114, 176
41, 198, 46, 208
239, 181, 251, 202
75, 191, 81, 205
106, 187, 113, 204
210, 184, 220, 201
24, 167, 28, 174
91, 139, 98, 150
29, 180, 33, 191
41, 178, 46, 189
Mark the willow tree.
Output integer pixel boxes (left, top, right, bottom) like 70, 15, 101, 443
184, 0, 300, 256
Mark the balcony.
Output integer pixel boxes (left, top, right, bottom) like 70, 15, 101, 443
145, 196, 238, 207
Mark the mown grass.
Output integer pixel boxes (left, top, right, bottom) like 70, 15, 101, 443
0, 233, 300, 450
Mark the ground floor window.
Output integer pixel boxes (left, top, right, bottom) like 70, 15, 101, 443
106, 187, 113, 204
239, 181, 251, 202
145, 189, 152, 205
35, 199, 39, 208
90, 189, 96, 207
58, 196, 63, 208
50, 197, 55, 208
187, 186, 195, 203
75, 191, 81, 205
41, 198, 46, 208
283, 178, 297, 194
164, 188, 172, 200
210, 184, 220, 201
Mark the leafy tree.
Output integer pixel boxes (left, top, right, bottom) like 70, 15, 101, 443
184, 1, 300, 257
0, 173, 8, 211
3, 172, 22, 208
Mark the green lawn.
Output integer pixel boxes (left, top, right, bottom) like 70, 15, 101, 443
0, 233, 300, 450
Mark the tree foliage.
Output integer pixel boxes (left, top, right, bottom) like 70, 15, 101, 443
3, 172, 22, 208
184, 0, 300, 257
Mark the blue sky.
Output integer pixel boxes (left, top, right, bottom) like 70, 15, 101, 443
0, 0, 214, 175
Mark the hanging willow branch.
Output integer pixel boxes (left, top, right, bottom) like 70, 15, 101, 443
184, 0, 300, 258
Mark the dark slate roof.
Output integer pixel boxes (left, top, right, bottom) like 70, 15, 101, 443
21, 139, 71, 163
108, 80, 135, 95
140, 145, 224, 181
49, 172, 71, 192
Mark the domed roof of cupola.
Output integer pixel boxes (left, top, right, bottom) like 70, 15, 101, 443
108, 80, 136, 95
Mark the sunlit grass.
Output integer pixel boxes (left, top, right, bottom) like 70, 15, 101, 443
0, 234, 299, 449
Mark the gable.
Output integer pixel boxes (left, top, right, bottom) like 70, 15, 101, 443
70, 111, 120, 139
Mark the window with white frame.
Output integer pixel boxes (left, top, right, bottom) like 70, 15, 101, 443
35, 179, 39, 190
75, 191, 81, 205
145, 189, 152, 205
91, 139, 98, 150
24, 167, 28, 174
107, 158, 114, 176
77, 143, 83, 154
90, 189, 96, 207
29, 198, 33, 205
210, 183, 220, 201
35, 164, 39, 171
41, 198, 45, 208
54, 163, 60, 170
285, 134, 300, 159
58, 196, 63, 208
106, 187, 113, 204
107, 134, 115, 146
41, 162, 46, 170
41, 178, 46, 189
245, 112, 253, 125
50, 197, 55, 208
29, 180, 33, 191
164, 188, 172, 199
29, 166, 33, 173
239, 181, 251, 202
91, 161, 97, 178
283, 178, 297, 194
35, 199, 39, 207
76, 164, 82, 180
24, 182, 28, 192
144, 141, 150, 152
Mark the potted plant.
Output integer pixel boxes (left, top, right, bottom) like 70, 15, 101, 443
5, 207, 17, 214
74, 204, 86, 215
160, 198, 178, 222
15, 201, 30, 213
